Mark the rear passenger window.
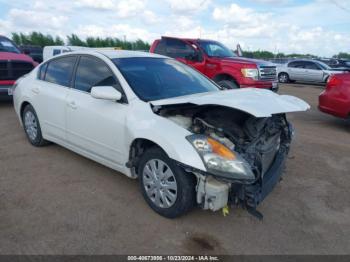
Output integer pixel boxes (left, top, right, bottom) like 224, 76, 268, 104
165, 39, 196, 59
45, 56, 76, 87
74, 56, 118, 93
154, 40, 166, 56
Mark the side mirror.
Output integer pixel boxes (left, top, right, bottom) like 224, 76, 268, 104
91, 86, 122, 101
23, 49, 31, 55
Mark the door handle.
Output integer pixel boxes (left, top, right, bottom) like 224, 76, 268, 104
31, 87, 40, 94
68, 101, 77, 109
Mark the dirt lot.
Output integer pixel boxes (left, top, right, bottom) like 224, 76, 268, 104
0, 83, 349, 255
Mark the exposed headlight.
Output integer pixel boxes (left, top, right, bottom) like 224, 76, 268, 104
241, 68, 259, 80
187, 134, 255, 181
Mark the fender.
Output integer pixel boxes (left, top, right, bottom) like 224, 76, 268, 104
125, 103, 206, 171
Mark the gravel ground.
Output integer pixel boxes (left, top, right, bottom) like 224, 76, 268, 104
0, 83, 349, 255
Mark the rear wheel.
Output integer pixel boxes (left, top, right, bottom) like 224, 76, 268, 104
138, 147, 196, 218
278, 72, 290, 83
22, 104, 49, 147
217, 79, 239, 89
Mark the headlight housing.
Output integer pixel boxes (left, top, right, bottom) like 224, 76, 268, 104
241, 68, 259, 80
187, 135, 255, 181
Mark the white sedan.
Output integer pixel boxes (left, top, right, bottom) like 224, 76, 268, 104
13, 50, 309, 218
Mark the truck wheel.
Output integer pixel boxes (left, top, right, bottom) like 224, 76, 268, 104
138, 147, 196, 218
278, 73, 290, 83
217, 80, 239, 89
22, 104, 49, 147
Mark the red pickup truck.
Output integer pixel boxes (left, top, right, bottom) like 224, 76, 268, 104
0, 35, 37, 100
150, 37, 278, 91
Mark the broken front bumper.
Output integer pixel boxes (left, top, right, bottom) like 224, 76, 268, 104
231, 147, 288, 211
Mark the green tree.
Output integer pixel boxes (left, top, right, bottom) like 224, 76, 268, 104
67, 34, 87, 46
333, 52, 350, 59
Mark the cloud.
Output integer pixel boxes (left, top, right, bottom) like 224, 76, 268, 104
77, 24, 157, 42
7, 8, 68, 30
248, 0, 290, 4
212, 3, 272, 27
0, 0, 349, 56
115, 0, 146, 18
165, 0, 211, 14
75, 0, 115, 10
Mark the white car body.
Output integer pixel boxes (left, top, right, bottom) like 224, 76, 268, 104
13, 50, 310, 217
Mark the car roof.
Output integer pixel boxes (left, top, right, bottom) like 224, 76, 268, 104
288, 59, 319, 63
68, 49, 167, 59
160, 36, 217, 43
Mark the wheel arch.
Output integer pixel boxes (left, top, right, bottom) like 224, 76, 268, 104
20, 101, 31, 119
128, 138, 169, 176
213, 73, 239, 86
278, 71, 289, 77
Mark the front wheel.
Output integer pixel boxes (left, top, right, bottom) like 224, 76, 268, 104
278, 72, 290, 83
138, 147, 196, 218
217, 80, 239, 89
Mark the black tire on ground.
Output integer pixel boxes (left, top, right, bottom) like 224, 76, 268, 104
22, 104, 49, 147
278, 72, 290, 83
217, 79, 239, 89
138, 147, 196, 218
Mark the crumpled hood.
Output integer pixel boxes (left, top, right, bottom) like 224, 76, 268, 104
151, 88, 310, 117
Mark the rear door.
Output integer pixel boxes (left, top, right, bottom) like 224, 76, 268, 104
303, 61, 324, 82
33, 55, 77, 141
65, 55, 128, 166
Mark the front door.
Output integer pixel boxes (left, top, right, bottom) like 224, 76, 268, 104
65, 55, 128, 166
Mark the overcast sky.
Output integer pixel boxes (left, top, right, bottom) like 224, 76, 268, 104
0, 0, 349, 56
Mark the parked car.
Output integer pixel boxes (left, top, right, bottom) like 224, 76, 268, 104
13, 50, 309, 218
277, 59, 346, 84
0, 35, 37, 100
318, 58, 350, 72
20, 45, 43, 63
319, 73, 350, 118
150, 37, 278, 91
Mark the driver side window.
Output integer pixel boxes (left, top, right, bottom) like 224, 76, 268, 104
74, 56, 119, 93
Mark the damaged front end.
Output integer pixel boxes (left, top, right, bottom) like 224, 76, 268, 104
156, 104, 294, 219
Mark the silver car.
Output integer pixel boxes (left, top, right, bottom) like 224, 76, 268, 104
277, 59, 346, 83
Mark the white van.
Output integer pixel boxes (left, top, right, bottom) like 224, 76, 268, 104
43, 46, 88, 61
43, 46, 122, 61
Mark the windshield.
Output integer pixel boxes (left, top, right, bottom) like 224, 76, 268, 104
198, 40, 236, 58
113, 57, 219, 101
316, 61, 331, 70
0, 37, 21, 54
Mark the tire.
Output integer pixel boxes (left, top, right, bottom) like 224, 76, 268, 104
22, 104, 49, 147
217, 80, 239, 89
278, 72, 290, 83
138, 147, 196, 218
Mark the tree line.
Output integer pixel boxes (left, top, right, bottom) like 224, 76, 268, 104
10, 32, 350, 59
11, 32, 150, 51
